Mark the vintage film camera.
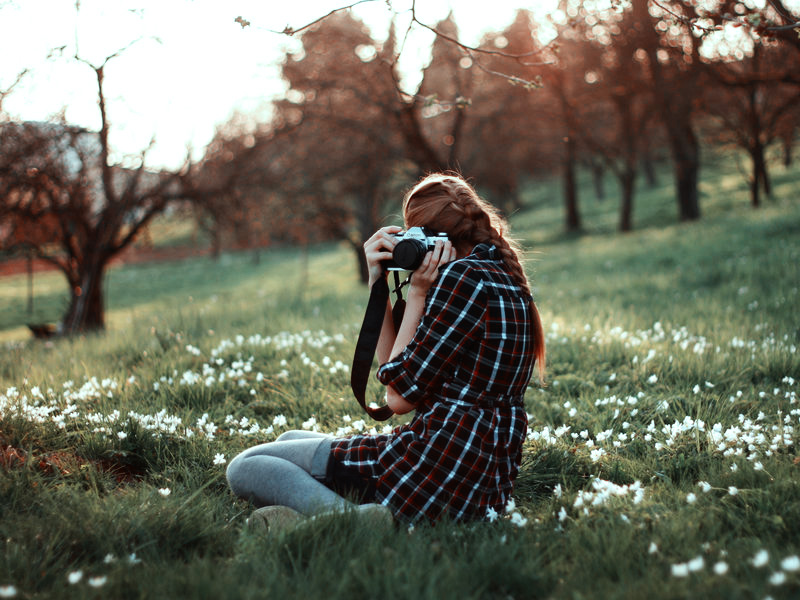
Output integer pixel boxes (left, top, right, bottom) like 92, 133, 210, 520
382, 226, 449, 271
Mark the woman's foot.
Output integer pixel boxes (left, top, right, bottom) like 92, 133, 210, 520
355, 503, 395, 529
246, 505, 304, 534
308, 503, 394, 530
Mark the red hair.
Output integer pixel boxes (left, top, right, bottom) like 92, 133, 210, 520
403, 173, 546, 383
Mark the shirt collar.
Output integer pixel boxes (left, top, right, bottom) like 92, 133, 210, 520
468, 243, 499, 260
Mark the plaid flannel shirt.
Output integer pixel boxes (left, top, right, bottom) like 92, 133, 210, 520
330, 244, 535, 523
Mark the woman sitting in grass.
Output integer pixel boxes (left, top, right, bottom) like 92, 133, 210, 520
226, 173, 545, 530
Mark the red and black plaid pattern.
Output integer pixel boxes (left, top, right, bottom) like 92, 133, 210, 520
330, 244, 535, 523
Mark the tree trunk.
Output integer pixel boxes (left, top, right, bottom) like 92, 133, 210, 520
642, 150, 657, 187
62, 260, 106, 333
748, 137, 774, 208
563, 136, 581, 232
619, 170, 635, 232
210, 226, 221, 260
756, 143, 772, 198
27, 249, 34, 316
783, 129, 794, 167
750, 170, 761, 208
631, 0, 701, 222
395, 104, 444, 172
591, 159, 605, 201
350, 238, 369, 284
670, 121, 701, 221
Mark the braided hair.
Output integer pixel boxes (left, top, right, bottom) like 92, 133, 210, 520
403, 173, 546, 383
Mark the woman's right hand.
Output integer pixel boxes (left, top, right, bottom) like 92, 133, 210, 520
364, 226, 402, 287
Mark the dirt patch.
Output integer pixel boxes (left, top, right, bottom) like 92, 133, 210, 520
0, 442, 146, 484
0, 245, 212, 278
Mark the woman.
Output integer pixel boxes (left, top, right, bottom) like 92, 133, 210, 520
226, 173, 545, 528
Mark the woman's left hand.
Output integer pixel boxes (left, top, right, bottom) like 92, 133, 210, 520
408, 240, 457, 300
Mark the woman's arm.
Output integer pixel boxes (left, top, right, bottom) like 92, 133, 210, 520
385, 240, 456, 414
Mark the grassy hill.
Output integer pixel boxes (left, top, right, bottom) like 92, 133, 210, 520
0, 153, 798, 599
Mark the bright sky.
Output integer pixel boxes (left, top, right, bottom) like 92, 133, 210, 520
0, 0, 559, 169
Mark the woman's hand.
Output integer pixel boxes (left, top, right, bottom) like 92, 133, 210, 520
408, 240, 457, 301
364, 226, 402, 287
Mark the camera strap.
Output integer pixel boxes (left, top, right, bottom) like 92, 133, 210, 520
350, 271, 407, 421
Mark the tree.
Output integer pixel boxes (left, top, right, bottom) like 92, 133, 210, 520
704, 42, 800, 206
414, 13, 474, 170
0, 50, 189, 334
549, 5, 657, 232
259, 13, 411, 282
461, 11, 562, 216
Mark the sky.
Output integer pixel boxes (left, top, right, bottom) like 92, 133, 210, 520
0, 0, 560, 170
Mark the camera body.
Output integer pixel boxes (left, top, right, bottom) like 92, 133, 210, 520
382, 226, 449, 271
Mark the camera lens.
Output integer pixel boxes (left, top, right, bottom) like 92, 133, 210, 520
392, 239, 427, 270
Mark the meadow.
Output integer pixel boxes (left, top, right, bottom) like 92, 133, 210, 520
1, 153, 799, 599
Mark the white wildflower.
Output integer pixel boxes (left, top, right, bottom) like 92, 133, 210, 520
158, 487, 171, 497
687, 556, 704, 572
713, 561, 729, 575
752, 549, 769, 568
686, 493, 697, 504
728, 486, 739, 496
510, 512, 528, 527
671, 563, 690, 577
67, 570, 83, 584
87, 576, 108, 588
781, 555, 800, 572
485, 507, 498, 523
648, 542, 658, 554
0, 585, 17, 598
213, 453, 226, 465
768, 571, 786, 586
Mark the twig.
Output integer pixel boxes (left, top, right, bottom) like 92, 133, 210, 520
465, 49, 547, 89
650, 0, 721, 34
262, 0, 382, 35
409, 0, 556, 64
652, 0, 800, 34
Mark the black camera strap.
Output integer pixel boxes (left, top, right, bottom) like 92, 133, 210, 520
351, 271, 407, 421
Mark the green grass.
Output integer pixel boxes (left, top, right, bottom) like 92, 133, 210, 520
1, 151, 799, 599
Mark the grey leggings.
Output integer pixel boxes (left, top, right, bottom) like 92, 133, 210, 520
226, 430, 352, 515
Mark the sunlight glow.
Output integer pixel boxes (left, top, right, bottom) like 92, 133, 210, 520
1, 0, 558, 169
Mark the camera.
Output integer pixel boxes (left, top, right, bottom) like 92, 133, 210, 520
382, 226, 449, 271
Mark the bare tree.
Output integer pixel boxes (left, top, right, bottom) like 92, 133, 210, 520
0, 49, 190, 334
704, 42, 800, 207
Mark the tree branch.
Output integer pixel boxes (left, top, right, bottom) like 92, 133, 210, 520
259, 0, 382, 35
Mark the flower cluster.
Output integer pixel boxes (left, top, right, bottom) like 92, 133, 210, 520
670, 549, 800, 586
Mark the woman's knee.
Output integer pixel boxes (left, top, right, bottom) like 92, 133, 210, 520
276, 430, 327, 442
226, 455, 249, 496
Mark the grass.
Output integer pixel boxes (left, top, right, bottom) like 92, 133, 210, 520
1, 150, 799, 599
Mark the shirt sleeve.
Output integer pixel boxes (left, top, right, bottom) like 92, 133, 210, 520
376, 261, 486, 406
